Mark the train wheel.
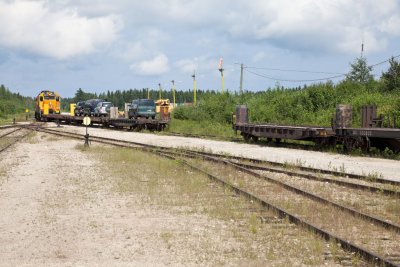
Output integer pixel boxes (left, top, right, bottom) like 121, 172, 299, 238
355, 137, 370, 153
251, 136, 259, 142
242, 133, 250, 142
343, 137, 356, 153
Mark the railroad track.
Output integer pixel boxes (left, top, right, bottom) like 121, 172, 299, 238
0, 124, 19, 130
164, 131, 242, 142
35, 127, 400, 266
0, 126, 34, 154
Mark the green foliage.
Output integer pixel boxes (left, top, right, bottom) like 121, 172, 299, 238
0, 84, 34, 118
61, 87, 216, 110
168, 119, 235, 138
346, 56, 373, 84
173, 93, 237, 124
381, 57, 400, 92
172, 79, 400, 130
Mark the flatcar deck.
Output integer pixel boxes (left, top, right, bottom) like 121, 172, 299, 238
39, 114, 169, 131
233, 123, 333, 141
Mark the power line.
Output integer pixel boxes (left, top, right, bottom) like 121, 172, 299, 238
369, 53, 400, 68
245, 69, 345, 83
245, 66, 345, 75
244, 53, 400, 83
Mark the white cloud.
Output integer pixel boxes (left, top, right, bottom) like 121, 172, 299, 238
252, 52, 269, 63
223, 0, 400, 54
176, 59, 197, 74
0, 0, 121, 60
115, 41, 145, 61
176, 56, 218, 75
130, 54, 170, 76
48, 0, 400, 55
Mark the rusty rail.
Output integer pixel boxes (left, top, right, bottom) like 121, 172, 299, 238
37, 127, 399, 266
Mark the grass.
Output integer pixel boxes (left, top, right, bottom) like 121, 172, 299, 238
24, 131, 38, 144
166, 119, 236, 138
0, 113, 31, 125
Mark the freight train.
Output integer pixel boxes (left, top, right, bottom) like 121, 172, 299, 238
233, 105, 400, 153
34, 91, 169, 131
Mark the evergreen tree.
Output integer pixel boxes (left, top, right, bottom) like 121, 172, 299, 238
346, 56, 373, 84
381, 57, 400, 92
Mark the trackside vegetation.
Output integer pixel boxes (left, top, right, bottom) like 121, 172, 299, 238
0, 85, 35, 124
173, 79, 400, 128
172, 56, 400, 131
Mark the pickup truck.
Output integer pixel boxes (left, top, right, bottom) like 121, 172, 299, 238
128, 99, 156, 119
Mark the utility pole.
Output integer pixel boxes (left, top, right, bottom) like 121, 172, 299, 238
158, 83, 162, 100
147, 88, 150, 99
218, 58, 224, 94
171, 80, 176, 107
240, 63, 244, 95
192, 71, 197, 106
361, 42, 364, 58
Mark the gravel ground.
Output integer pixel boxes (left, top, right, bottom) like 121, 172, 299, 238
0, 130, 348, 266
56, 124, 400, 182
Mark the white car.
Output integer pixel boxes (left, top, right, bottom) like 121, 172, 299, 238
94, 101, 114, 117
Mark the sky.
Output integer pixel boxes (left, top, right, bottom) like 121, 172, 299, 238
1, 0, 400, 97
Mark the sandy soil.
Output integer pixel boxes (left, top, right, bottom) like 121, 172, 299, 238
56, 124, 400, 182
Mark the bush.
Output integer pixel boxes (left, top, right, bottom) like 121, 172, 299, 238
171, 79, 400, 130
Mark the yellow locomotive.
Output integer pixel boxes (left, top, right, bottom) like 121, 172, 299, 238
35, 90, 61, 120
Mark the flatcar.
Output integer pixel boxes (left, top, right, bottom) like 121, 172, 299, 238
35, 90, 61, 120
233, 105, 400, 153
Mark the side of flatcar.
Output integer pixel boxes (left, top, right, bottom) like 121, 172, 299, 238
233, 105, 400, 153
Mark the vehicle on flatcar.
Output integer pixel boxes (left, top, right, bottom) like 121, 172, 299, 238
94, 101, 114, 117
82, 99, 104, 116
74, 101, 85, 116
35, 90, 61, 120
128, 99, 156, 119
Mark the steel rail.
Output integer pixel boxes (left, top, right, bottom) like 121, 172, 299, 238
194, 150, 400, 186
0, 127, 22, 139
177, 150, 400, 233
147, 147, 400, 196
41, 125, 400, 186
38, 127, 399, 266
0, 125, 19, 130
227, 161, 400, 197
0, 129, 33, 154
38, 127, 400, 233
160, 153, 399, 267
39, 127, 400, 192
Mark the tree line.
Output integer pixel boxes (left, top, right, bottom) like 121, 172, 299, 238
61, 88, 220, 110
1, 55, 399, 121
0, 84, 34, 118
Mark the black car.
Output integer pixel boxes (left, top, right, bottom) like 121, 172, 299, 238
83, 99, 104, 116
74, 101, 85, 116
